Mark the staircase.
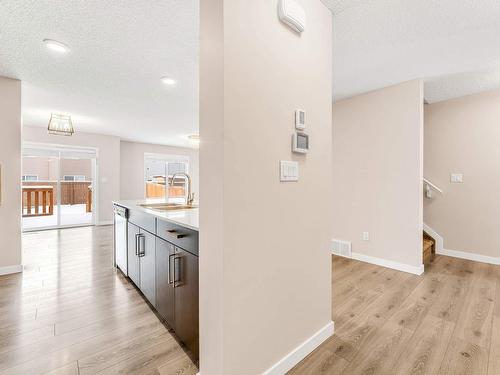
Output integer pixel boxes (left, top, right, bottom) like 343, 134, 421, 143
423, 232, 436, 266
423, 178, 441, 269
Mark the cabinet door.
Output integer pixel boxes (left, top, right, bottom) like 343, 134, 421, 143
155, 237, 175, 327
139, 230, 156, 306
127, 222, 140, 287
174, 248, 199, 357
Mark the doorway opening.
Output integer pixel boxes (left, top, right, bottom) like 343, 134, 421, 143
21, 143, 98, 231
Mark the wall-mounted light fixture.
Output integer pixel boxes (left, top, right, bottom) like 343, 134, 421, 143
47, 113, 75, 136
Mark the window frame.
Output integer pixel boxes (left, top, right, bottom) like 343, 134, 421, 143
62, 175, 87, 182
22, 175, 39, 182
144, 153, 190, 200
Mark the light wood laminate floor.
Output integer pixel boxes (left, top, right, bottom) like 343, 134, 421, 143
2, 227, 499, 375
290, 254, 500, 375
0, 226, 198, 375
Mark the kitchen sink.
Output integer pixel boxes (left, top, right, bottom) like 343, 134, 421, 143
139, 203, 198, 211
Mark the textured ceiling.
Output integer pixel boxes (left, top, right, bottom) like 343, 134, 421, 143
0, 0, 198, 147
324, 0, 500, 103
425, 69, 500, 103
2, 0, 499, 140
321, 0, 372, 15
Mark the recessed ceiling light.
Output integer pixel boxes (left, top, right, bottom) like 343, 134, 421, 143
43, 39, 70, 53
161, 77, 177, 86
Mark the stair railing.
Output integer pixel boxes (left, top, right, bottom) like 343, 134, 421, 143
423, 178, 443, 198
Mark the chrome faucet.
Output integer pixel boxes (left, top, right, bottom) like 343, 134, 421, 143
171, 172, 194, 205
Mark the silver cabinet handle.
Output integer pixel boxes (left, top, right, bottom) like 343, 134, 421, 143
173, 256, 181, 285
166, 229, 186, 239
138, 234, 146, 257
168, 253, 175, 285
135, 233, 140, 256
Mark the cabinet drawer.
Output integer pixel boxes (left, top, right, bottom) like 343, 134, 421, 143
156, 219, 198, 256
129, 209, 156, 234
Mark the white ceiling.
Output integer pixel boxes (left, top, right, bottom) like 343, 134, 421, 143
0, 0, 199, 147
2, 0, 500, 142
324, 0, 500, 103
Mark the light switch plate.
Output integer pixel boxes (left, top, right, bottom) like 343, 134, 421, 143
280, 161, 299, 182
295, 109, 306, 130
363, 232, 370, 241
450, 173, 463, 183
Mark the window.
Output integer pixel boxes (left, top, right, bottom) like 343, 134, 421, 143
22, 175, 38, 182
63, 175, 86, 181
168, 162, 187, 176
144, 154, 189, 201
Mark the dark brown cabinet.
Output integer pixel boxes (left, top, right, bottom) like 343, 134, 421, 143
155, 237, 175, 327
122, 212, 199, 359
155, 238, 199, 357
173, 247, 199, 357
139, 230, 156, 306
127, 222, 156, 306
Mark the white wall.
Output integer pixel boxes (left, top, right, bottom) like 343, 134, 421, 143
23, 126, 120, 224
120, 141, 199, 200
425, 88, 500, 259
0, 76, 22, 273
200, 1, 333, 374
332, 80, 424, 272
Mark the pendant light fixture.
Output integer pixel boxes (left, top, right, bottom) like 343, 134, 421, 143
47, 113, 75, 136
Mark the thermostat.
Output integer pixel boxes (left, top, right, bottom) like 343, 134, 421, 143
295, 109, 306, 130
292, 132, 309, 154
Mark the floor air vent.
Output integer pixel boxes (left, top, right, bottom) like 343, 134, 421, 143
332, 239, 352, 258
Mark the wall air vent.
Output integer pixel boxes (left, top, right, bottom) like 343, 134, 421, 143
331, 239, 352, 258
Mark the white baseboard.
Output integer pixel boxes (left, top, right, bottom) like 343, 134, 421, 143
438, 248, 500, 266
423, 223, 500, 266
423, 223, 443, 253
97, 220, 113, 226
349, 252, 425, 275
262, 321, 334, 375
0, 265, 23, 276
195, 322, 334, 375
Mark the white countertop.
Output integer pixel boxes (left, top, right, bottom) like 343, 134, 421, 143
113, 199, 199, 231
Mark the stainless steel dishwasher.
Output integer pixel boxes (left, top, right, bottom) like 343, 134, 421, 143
113, 204, 129, 276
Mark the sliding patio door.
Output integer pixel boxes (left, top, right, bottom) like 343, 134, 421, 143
22, 145, 97, 231
22, 149, 60, 230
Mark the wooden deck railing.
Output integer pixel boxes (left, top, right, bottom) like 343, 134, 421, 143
146, 182, 185, 198
22, 181, 93, 217
22, 186, 54, 217
60, 181, 92, 206
86, 186, 92, 213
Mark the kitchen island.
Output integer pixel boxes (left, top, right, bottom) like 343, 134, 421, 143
116, 199, 199, 230
113, 199, 199, 358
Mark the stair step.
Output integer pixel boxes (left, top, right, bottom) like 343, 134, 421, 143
423, 238, 433, 251
422, 235, 435, 266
